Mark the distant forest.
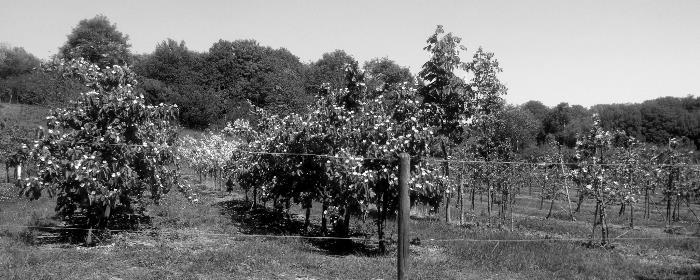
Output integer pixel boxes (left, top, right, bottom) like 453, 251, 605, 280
1, 15, 697, 152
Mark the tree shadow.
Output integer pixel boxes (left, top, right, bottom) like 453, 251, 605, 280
7, 211, 152, 246
215, 199, 385, 256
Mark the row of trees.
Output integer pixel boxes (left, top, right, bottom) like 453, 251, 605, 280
165, 26, 508, 250
6, 15, 699, 248
2, 14, 697, 152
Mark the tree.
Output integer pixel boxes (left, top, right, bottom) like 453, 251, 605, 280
306, 50, 358, 91
495, 105, 541, 152
593, 96, 700, 150
418, 26, 507, 223
222, 67, 440, 252
134, 39, 203, 86
20, 58, 179, 236
363, 57, 414, 93
59, 15, 132, 68
521, 100, 549, 143
256, 47, 311, 114
0, 44, 41, 78
202, 39, 310, 118
521, 100, 549, 122
417, 25, 469, 223
543, 102, 591, 147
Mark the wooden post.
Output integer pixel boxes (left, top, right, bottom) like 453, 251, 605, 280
397, 153, 410, 280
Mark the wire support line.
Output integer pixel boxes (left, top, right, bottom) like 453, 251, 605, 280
420, 158, 700, 168
419, 236, 700, 243
6, 136, 700, 168
237, 150, 386, 161
11, 137, 175, 148
0, 224, 378, 241
0, 224, 697, 243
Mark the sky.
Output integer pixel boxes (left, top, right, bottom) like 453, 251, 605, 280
1, 0, 699, 107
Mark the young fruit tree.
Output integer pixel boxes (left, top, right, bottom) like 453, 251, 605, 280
20, 58, 180, 234
418, 26, 507, 223
573, 115, 628, 246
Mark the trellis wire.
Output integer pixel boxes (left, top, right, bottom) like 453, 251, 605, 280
7, 136, 700, 168
0, 223, 696, 243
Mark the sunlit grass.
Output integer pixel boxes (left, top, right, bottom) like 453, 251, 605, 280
0, 179, 698, 279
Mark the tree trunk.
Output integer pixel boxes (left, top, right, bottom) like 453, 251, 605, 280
629, 202, 634, 229
343, 206, 351, 237
591, 202, 600, 240
618, 203, 626, 216
378, 190, 387, 253
285, 199, 291, 221
599, 202, 609, 246
501, 190, 508, 220
666, 195, 672, 226
253, 186, 258, 207
487, 183, 492, 218
458, 173, 464, 225
304, 206, 311, 232
444, 193, 451, 223
540, 194, 545, 210
321, 200, 328, 236
471, 187, 476, 210
673, 196, 680, 221
644, 188, 650, 219
509, 194, 514, 231
441, 141, 451, 224
546, 198, 555, 219
559, 158, 575, 221
444, 167, 451, 223
666, 171, 673, 226
575, 189, 585, 213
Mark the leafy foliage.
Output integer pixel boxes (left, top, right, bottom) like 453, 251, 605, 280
0, 45, 41, 78
20, 58, 179, 229
59, 15, 132, 68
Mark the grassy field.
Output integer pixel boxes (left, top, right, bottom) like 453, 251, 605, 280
0, 102, 50, 128
1, 174, 698, 280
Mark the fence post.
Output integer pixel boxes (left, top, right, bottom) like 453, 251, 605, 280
397, 153, 410, 280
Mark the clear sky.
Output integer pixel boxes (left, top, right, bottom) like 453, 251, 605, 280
1, 0, 698, 107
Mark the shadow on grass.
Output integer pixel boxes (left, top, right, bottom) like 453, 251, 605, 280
216, 199, 384, 256
0, 211, 152, 246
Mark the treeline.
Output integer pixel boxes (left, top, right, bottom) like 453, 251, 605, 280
0, 44, 85, 105
517, 97, 700, 151
131, 39, 420, 128
592, 97, 700, 149
0, 15, 697, 151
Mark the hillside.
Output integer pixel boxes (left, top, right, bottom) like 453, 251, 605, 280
0, 102, 50, 129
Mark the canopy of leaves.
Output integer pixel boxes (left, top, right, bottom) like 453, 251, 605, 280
0, 45, 41, 78
592, 96, 700, 150
59, 15, 132, 68
133, 39, 310, 128
363, 57, 415, 93
306, 50, 358, 91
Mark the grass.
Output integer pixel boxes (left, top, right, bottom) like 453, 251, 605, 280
1, 175, 699, 279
